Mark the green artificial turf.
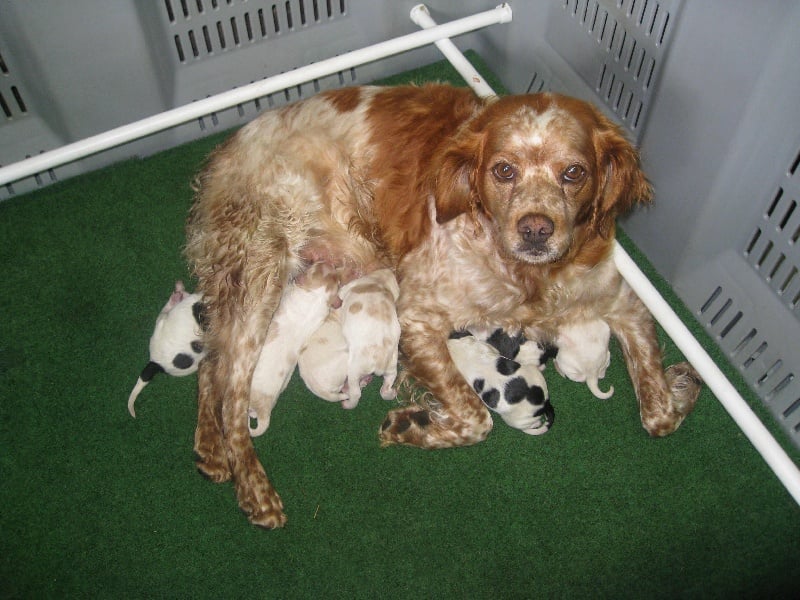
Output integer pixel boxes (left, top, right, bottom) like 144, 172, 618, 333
1, 53, 799, 599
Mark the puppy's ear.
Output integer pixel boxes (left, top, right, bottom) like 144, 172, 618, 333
591, 113, 653, 238
433, 129, 486, 224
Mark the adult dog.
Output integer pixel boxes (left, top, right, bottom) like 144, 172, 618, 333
185, 83, 702, 528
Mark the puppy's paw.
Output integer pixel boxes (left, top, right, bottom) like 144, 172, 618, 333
379, 386, 397, 401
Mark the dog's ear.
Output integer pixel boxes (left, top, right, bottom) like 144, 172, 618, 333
591, 113, 653, 238
433, 128, 486, 224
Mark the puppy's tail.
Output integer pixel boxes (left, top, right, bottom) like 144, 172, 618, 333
128, 361, 165, 417
587, 377, 614, 400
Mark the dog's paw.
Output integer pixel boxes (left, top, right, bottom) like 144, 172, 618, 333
248, 504, 288, 530
666, 361, 703, 417
194, 449, 232, 483
641, 362, 702, 437
379, 406, 492, 448
379, 406, 431, 444
235, 474, 287, 530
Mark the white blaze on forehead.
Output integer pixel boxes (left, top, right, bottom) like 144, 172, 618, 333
509, 105, 560, 149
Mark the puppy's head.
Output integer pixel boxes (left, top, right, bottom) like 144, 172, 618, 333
434, 93, 652, 264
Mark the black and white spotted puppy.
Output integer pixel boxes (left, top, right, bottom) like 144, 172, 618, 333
447, 330, 555, 435
128, 281, 206, 417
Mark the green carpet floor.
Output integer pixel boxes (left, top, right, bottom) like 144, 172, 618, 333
2, 55, 799, 599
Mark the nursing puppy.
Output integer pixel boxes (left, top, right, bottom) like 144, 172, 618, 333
337, 268, 401, 409
554, 319, 614, 399
297, 308, 349, 403
248, 263, 341, 436
447, 331, 553, 435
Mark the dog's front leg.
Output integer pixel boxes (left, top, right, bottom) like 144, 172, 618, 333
608, 282, 702, 436
379, 311, 493, 448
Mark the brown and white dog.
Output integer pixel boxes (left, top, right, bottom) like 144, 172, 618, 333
185, 83, 702, 528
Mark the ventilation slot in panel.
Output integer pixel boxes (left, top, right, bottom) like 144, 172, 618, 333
698, 284, 800, 440
525, 57, 566, 95
547, 0, 681, 139
0, 50, 30, 122
526, 71, 550, 94
166, 0, 349, 64
744, 140, 800, 314
0, 44, 64, 199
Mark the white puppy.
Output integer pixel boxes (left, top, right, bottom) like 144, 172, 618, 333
447, 332, 554, 435
337, 268, 401, 409
248, 263, 341, 436
297, 307, 349, 403
554, 319, 614, 399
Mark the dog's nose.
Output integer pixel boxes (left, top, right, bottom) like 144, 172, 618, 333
517, 214, 554, 244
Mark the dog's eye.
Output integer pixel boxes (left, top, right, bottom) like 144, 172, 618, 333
562, 164, 586, 183
492, 162, 516, 181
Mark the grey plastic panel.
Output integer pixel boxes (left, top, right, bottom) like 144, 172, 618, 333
545, 0, 681, 141
622, 2, 800, 446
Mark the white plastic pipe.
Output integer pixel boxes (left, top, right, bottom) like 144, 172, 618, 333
410, 4, 800, 506
410, 4, 499, 99
0, 4, 512, 187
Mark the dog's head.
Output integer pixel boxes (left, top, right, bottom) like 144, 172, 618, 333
434, 93, 652, 264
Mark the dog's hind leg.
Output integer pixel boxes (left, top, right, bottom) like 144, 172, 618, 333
217, 272, 290, 529
342, 357, 364, 409
189, 200, 302, 527
194, 353, 231, 482
379, 344, 399, 400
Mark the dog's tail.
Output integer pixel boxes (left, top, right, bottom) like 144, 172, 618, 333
128, 361, 165, 417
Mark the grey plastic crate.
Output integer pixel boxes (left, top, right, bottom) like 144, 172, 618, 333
2, 1, 799, 446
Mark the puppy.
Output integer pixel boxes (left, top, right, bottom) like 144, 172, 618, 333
475, 327, 553, 370
554, 319, 615, 399
297, 308, 349, 403
337, 268, 401, 409
248, 263, 341, 436
447, 331, 553, 435
128, 281, 205, 417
